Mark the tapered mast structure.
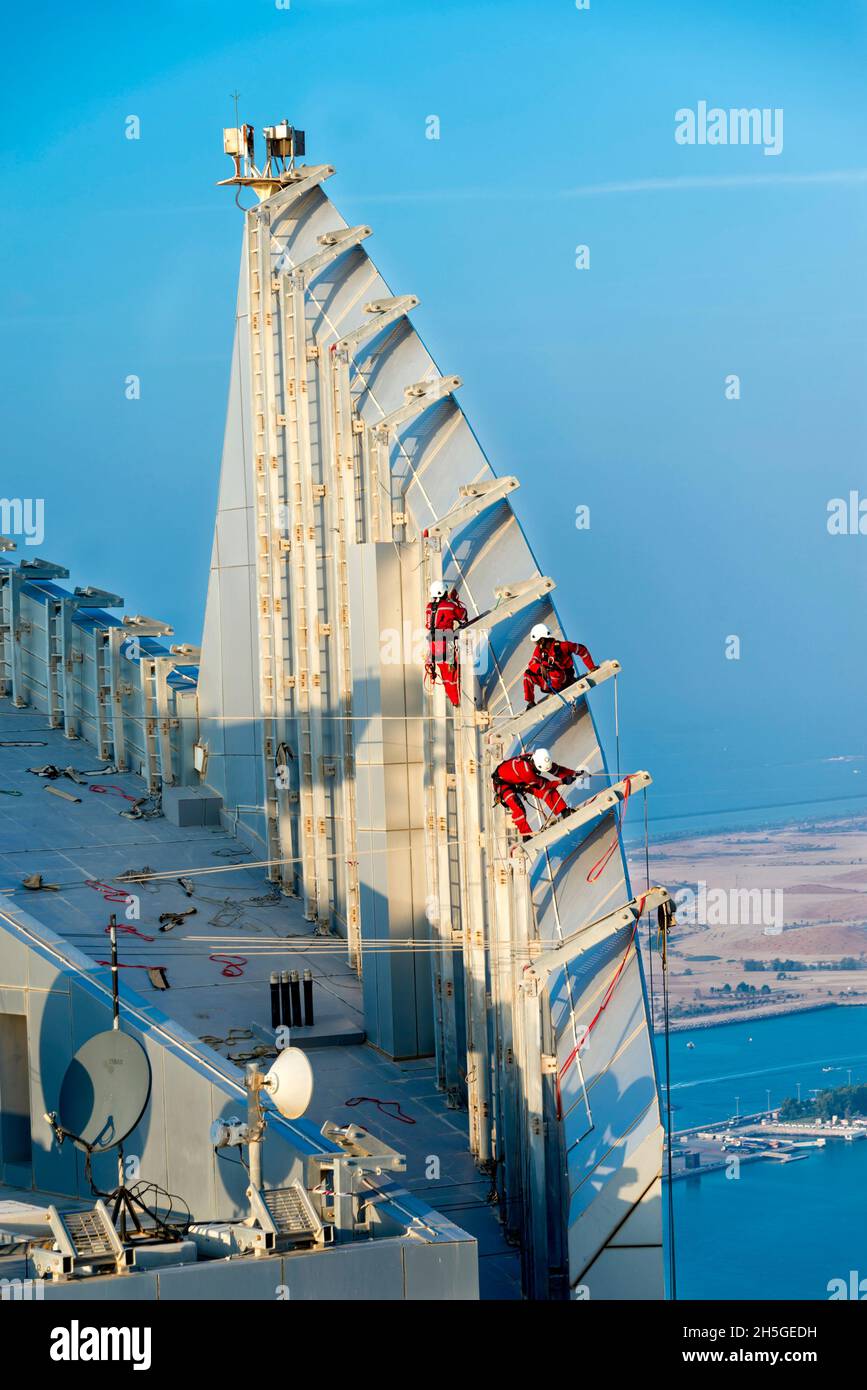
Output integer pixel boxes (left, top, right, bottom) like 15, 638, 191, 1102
197, 120, 669, 1299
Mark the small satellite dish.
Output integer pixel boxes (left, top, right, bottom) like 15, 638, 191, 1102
264, 1046, 313, 1119
58, 1030, 151, 1151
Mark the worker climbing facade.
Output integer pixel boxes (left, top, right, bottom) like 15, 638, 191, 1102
492, 748, 583, 841
523, 623, 596, 710
425, 580, 468, 708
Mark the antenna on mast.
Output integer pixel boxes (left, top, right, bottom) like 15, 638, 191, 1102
218, 104, 307, 201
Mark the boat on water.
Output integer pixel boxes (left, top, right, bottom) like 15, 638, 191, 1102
0, 121, 673, 1302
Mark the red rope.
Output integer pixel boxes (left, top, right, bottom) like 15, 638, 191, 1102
555, 892, 648, 1119
209, 953, 248, 978
586, 774, 632, 883
86, 879, 131, 903
104, 923, 155, 942
89, 784, 138, 803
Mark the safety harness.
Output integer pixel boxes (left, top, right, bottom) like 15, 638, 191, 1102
425, 593, 466, 690
531, 640, 582, 700
425, 596, 443, 686
491, 758, 539, 810
491, 771, 523, 815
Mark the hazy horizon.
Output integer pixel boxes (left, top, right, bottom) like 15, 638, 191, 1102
3, 0, 865, 830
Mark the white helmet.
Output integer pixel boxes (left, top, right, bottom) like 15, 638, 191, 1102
530, 623, 552, 642
532, 748, 553, 774
430, 580, 448, 600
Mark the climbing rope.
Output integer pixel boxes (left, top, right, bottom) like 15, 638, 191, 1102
86, 879, 133, 904
209, 953, 248, 978
585, 774, 633, 882
344, 1096, 416, 1126
96, 959, 168, 974
644, 789, 654, 1018
657, 897, 678, 1300
555, 891, 648, 1119
104, 923, 155, 943
89, 783, 138, 803
199, 1028, 276, 1064
120, 792, 163, 821
614, 672, 621, 781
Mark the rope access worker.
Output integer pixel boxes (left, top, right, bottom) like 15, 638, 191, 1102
523, 623, 597, 711
492, 748, 585, 842
425, 580, 468, 708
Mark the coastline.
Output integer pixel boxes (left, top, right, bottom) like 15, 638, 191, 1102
634, 806, 867, 1037
654, 997, 867, 1035
624, 802, 867, 850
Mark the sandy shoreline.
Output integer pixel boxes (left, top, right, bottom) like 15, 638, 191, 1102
630, 810, 867, 1033
653, 998, 867, 1035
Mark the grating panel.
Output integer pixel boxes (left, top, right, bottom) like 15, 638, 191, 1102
64, 1209, 115, 1258
263, 1186, 317, 1237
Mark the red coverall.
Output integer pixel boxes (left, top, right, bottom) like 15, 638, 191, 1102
523, 639, 596, 707
425, 591, 468, 707
492, 756, 577, 837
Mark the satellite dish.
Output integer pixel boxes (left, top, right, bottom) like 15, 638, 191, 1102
264, 1046, 313, 1119
58, 1030, 151, 1151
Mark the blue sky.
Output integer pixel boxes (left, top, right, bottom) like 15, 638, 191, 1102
2, 0, 866, 827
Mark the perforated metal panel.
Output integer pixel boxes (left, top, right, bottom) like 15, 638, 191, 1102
263, 1186, 318, 1238
62, 1208, 117, 1259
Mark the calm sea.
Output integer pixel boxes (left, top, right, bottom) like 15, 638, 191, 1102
656, 1007, 867, 1300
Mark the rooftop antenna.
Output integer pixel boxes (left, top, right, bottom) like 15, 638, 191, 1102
217, 108, 307, 203
209, 1048, 327, 1253
44, 916, 182, 1246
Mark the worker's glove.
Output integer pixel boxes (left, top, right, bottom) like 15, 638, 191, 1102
559, 768, 588, 786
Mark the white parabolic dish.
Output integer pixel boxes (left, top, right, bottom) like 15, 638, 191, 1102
265, 1046, 314, 1119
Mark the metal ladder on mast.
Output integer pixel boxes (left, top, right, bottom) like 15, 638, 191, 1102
247, 210, 300, 900
326, 297, 419, 967
324, 343, 362, 966
277, 260, 328, 922
93, 628, 114, 760
45, 597, 64, 729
